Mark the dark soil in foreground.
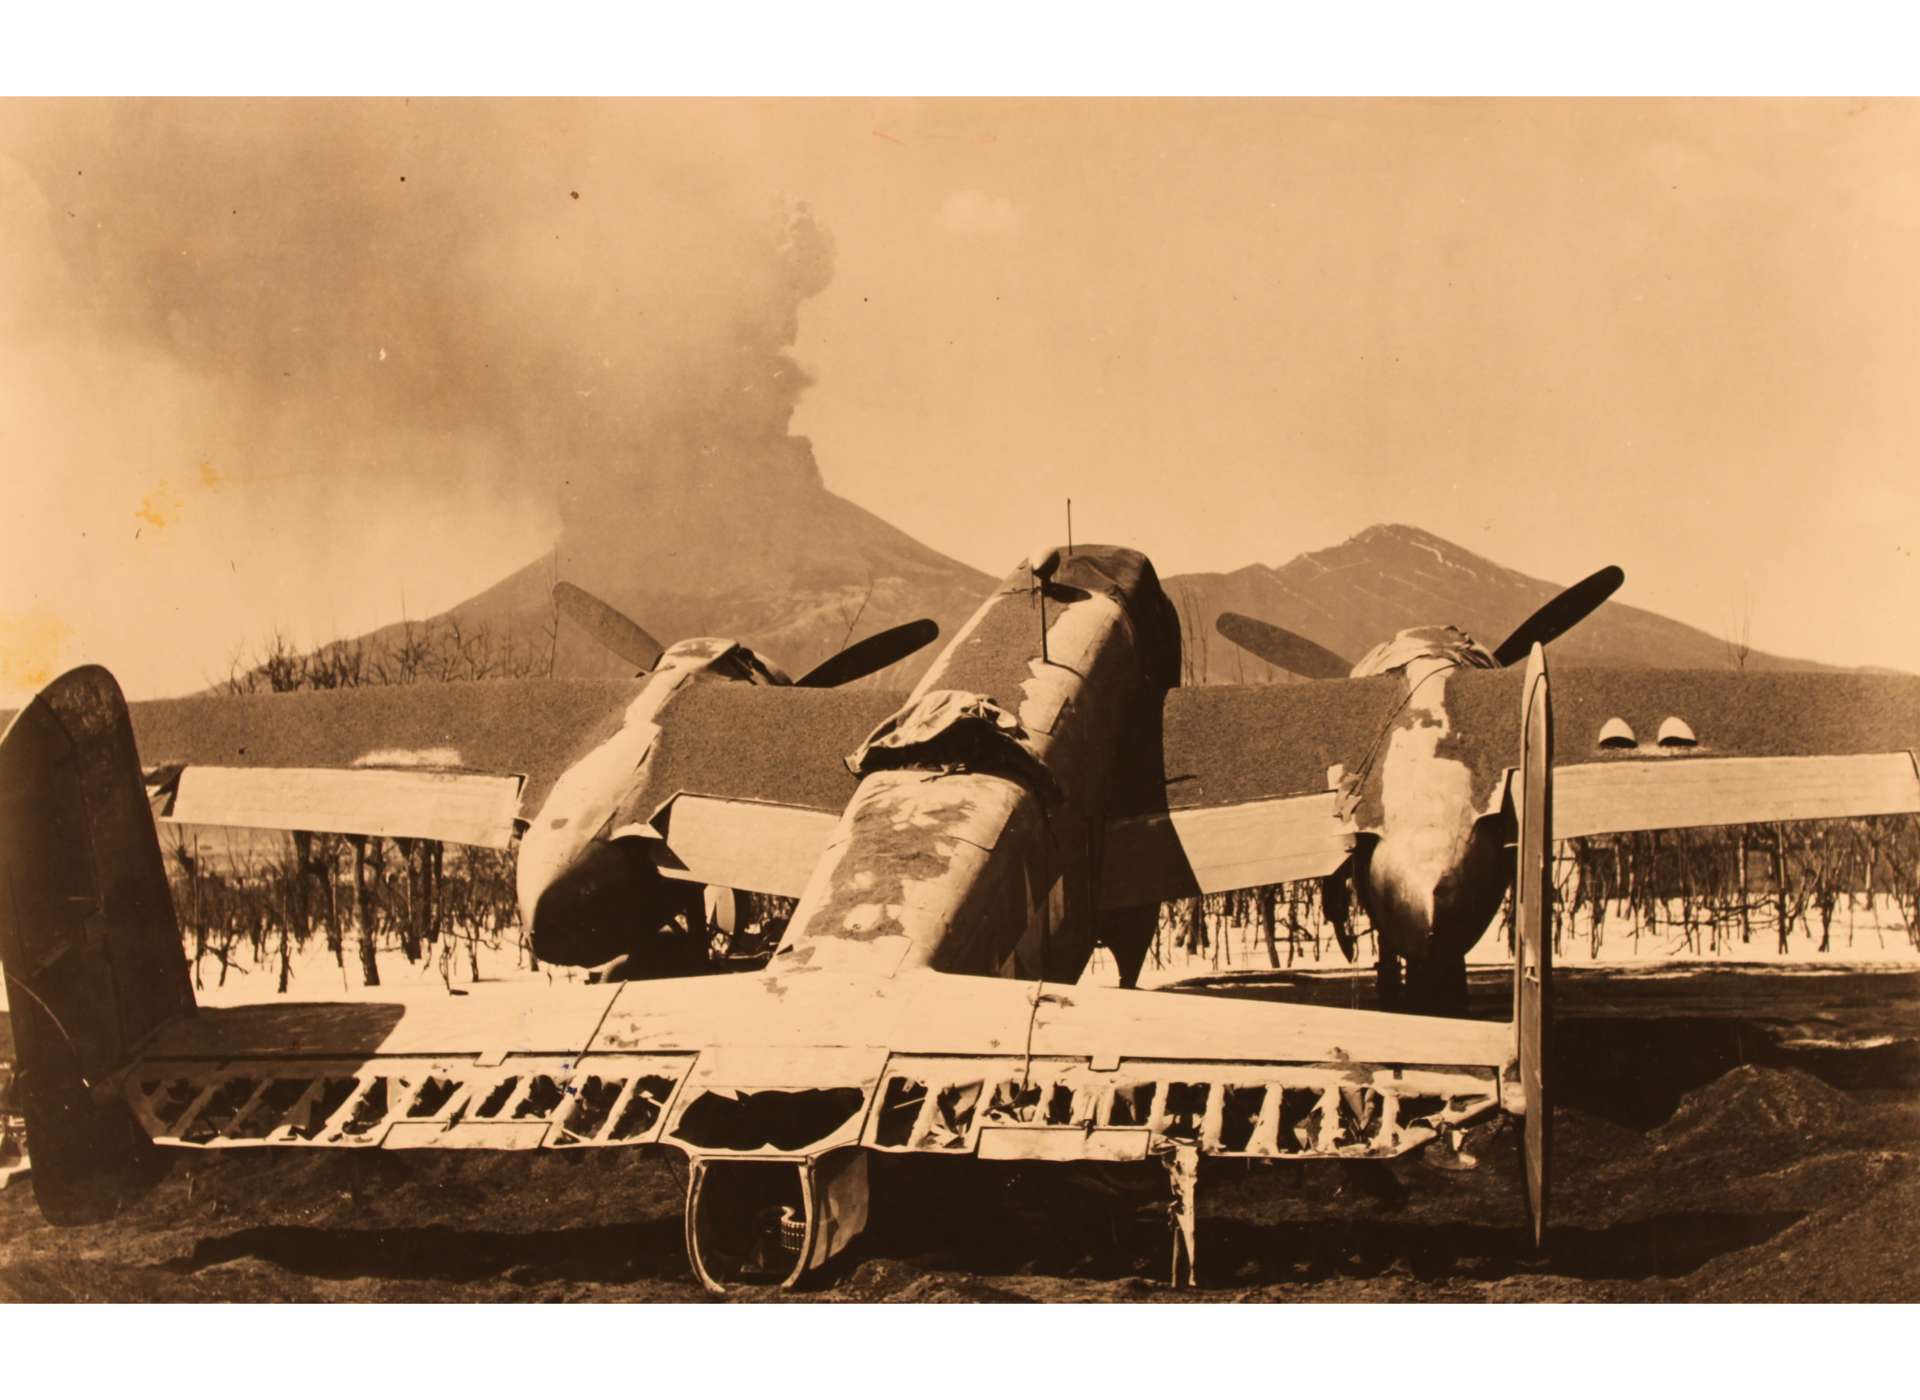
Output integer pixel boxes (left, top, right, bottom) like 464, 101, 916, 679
2, 968, 1916, 1302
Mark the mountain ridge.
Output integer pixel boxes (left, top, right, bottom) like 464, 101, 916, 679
338, 511, 1855, 694
1160, 522, 1848, 685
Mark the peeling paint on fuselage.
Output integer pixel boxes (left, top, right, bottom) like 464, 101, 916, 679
774, 547, 1176, 987
775, 768, 1039, 978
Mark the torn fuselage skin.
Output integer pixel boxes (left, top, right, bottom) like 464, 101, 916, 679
516, 638, 789, 969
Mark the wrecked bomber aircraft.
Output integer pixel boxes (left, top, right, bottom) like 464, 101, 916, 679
3, 545, 1918, 1291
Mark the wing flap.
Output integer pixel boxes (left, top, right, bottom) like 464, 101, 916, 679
113, 968, 1515, 1167
644, 794, 840, 897
590, 969, 1512, 1163
976, 1126, 1152, 1162
125, 984, 697, 1151
164, 764, 525, 848
129, 1051, 697, 1151
861, 979, 1514, 1163
1100, 791, 1354, 908
1555, 751, 1920, 839
864, 1051, 1502, 1161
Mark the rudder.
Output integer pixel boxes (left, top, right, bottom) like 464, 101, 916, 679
1511, 643, 1552, 1251
0, 665, 192, 1222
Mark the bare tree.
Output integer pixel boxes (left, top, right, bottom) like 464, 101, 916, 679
1175, 585, 1209, 686
836, 569, 875, 653
542, 547, 562, 677
1725, 592, 1753, 673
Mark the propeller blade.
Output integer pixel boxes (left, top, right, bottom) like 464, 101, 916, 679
1214, 613, 1354, 681
795, 619, 940, 688
552, 582, 666, 672
1491, 565, 1625, 668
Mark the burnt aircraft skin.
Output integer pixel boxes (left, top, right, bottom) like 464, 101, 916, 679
774, 546, 1182, 985
515, 637, 792, 968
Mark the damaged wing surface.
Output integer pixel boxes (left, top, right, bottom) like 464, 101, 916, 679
119, 967, 1514, 1169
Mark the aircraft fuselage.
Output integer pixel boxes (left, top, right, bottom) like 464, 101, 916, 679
772, 547, 1181, 983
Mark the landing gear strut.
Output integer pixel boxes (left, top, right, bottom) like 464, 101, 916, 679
1166, 1144, 1199, 1287
1376, 950, 1403, 1010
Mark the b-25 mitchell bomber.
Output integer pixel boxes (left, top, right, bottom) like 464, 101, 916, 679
3, 546, 1917, 1292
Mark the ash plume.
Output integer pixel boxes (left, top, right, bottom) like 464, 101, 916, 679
0, 98, 836, 698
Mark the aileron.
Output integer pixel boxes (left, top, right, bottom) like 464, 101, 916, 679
1555, 751, 1920, 839
163, 764, 526, 848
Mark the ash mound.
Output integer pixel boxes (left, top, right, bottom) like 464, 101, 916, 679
1651, 1065, 1856, 1151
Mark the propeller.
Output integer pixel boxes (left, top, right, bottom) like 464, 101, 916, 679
552, 582, 667, 672
1214, 613, 1354, 681
554, 579, 936, 687
795, 618, 940, 688
1490, 565, 1625, 668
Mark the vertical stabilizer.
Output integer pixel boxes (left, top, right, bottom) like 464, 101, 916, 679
1512, 643, 1553, 1250
0, 665, 192, 1222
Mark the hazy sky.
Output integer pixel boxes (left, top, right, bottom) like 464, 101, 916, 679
3, 98, 1917, 702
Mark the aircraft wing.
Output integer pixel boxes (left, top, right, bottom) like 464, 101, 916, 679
7, 679, 903, 861
600, 684, 903, 895
1549, 668, 1920, 837
121, 967, 1514, 1165
1099, 671, 1488, 906
1102, 668, 1920, 905
111, 679, 642, 848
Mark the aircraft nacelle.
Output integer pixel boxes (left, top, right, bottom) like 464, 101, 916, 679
513, 602, 944, 971
516, 636, 785, 968
654, 637, 792, 686
1349, 625, 1498, 679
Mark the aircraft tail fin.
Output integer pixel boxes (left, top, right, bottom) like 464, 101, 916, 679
0, 665, 193, 1222
1511, 642, 1553, 1250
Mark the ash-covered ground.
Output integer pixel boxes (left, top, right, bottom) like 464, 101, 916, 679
2, 968, 1915, 1303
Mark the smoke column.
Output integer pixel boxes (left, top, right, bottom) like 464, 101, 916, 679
0, 98, 835, 700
